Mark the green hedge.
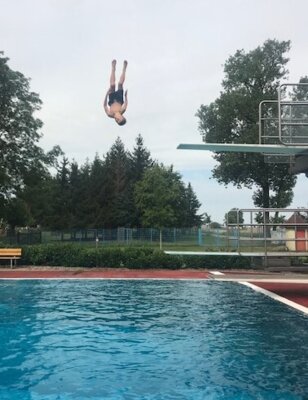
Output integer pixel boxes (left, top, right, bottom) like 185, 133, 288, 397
19, 243, 252, 269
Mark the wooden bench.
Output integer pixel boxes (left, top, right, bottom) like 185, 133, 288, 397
0, 248, 22, 268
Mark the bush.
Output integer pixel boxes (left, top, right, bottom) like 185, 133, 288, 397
22, 243, 84, 267
20, 244, 252, 269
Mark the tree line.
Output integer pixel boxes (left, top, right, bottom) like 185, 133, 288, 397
14, 135, 204, 229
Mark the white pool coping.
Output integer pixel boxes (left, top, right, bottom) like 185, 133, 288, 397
240, 281, 308, 315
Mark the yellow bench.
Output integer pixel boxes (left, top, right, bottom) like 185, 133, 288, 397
0, 248, 22, 268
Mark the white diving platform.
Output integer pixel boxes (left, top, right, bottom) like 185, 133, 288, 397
165, 251, 308, 257
177, 143, 308, 155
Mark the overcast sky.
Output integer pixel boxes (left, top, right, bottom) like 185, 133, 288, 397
1, 0, 307, 223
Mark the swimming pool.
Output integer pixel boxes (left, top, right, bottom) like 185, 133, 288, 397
0, 280, 307, 399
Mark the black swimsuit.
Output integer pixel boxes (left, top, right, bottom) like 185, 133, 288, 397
108, 89, 124, 106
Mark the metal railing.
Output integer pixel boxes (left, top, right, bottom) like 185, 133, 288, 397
259, 83, 308, 148
226, 208, 308, 265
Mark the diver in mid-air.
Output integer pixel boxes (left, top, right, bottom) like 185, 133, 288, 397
103, 60, 128, 126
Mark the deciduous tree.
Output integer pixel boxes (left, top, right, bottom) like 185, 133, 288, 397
135, 165, 184, 248
0, 52, 62, 227
196, 40, 297, 209
0, 52, 61, 199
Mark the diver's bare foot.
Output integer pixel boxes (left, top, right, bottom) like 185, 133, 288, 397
123, 60, 128, 68
112, 59, 116, 68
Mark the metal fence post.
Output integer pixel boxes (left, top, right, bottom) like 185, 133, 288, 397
198, 228, 202, 246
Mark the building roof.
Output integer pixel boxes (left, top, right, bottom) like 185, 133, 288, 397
285, 212, 308, 229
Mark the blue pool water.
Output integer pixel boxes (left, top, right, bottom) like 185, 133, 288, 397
0, 280, 307, 400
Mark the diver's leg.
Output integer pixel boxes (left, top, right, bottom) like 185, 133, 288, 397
118, 60, 128, 89
109, 59, 117, 91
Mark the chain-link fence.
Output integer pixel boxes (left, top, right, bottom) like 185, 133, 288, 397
1, 209, 307, 255
0, 227, 231, 250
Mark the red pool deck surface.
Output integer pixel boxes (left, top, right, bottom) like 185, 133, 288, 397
0, 268, 210, 280
211, 270, 308, 309
251, 282, 308, 308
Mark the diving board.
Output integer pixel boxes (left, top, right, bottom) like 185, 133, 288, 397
177, 143, 308, 175
178, 83, 308, 175
177, 143, 308, 155
165, 251, 308, 257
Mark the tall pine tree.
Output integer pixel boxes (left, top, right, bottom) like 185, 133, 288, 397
103, 138, 132, 227
129, 134, 154, 226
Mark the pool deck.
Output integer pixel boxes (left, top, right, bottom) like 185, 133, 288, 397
0, 267, 307, 313
0, 267, 210, 280
209, 270, 308, 311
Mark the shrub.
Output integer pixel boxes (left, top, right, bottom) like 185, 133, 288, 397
20, 244, 252, 269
